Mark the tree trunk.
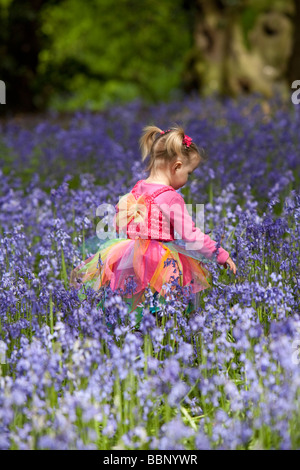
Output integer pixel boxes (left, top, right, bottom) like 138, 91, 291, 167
183, 0, 294, 99
287, 0, 300, 84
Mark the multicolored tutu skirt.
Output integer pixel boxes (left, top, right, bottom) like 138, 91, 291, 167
69, 236, 212, 311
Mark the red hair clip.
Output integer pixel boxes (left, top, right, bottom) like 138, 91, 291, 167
182, 135, 192, 147
160, 130, 193, 148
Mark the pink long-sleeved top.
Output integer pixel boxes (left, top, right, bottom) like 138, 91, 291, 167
131, 180, 229, 266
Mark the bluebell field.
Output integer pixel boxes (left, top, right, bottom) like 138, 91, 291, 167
0, 94, 299, 450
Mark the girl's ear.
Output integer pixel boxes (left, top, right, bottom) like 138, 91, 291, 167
173, 160, 183, 172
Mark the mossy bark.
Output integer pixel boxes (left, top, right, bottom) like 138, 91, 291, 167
183, 0, 294, 99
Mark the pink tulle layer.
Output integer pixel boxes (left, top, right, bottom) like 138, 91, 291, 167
70, 238, 212, 310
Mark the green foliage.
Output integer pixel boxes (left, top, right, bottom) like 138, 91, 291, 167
38, 0, 192, 111
0, 0, 294, 112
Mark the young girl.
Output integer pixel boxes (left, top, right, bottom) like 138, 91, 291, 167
70, 125, 236, 312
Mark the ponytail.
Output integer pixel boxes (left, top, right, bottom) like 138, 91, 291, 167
139, 125, 163, 161
139, 124, 203, 174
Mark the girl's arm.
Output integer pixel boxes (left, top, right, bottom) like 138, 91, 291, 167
159, 192, 230, 265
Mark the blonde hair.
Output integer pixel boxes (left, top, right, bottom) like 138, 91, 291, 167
139, 125, 204, 173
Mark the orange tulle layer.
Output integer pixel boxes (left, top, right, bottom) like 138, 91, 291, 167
70, 238, 212, 310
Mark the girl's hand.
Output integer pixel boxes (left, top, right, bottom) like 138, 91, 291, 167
224, 256, 237, 275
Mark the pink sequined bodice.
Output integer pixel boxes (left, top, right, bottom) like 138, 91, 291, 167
124, 179, 176, 241
115, 179, 230, 265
